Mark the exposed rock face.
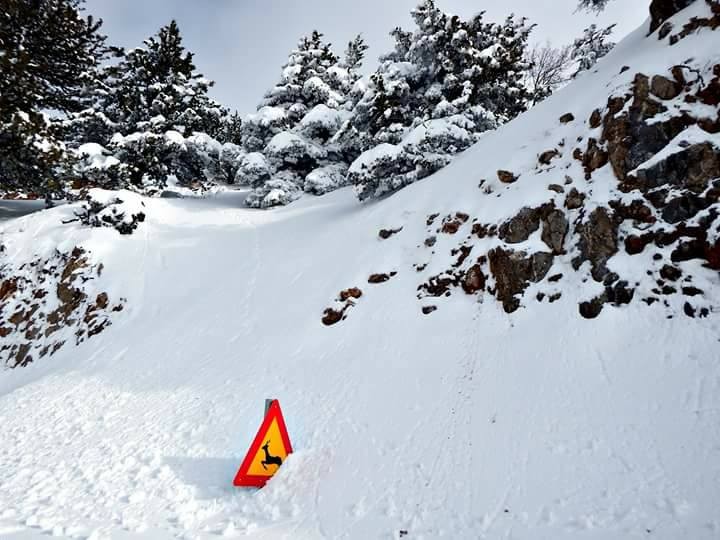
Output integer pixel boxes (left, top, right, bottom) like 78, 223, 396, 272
602, 74, 693, 183
565, 188, 586, 210
542, 210, 569, 255
0, 247, 124, 368
651, 74, 682, 99
634, 143, 720, 193
499, 204, 569, 256
499, 207, 541, 244
489, 248, 554, 313
574, 208, 618, 281
461, 265, 487, 295
347, 23, 720, 325
559, 113, 575, 124
650, 0, 698, 33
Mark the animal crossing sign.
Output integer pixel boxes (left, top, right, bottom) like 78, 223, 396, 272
233, 399, 293, 488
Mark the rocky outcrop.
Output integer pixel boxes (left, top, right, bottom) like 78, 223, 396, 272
322, 287, 364, 326
499, 204, 568, 255
0, 247, 124, 368
489, 249, 554, 313
574, 208, 618, 281
650, 0, 697, 33
634, 143, 720, 193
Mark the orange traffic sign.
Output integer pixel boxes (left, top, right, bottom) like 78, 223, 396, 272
233, 399, 293, 488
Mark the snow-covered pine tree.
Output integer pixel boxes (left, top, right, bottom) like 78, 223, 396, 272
78, 21, 234, 192
0, 0, 109, 200
104, 20, 223, 137
244, 32, 362, 208
570, 24, 616, 77
347, 0, 533, 201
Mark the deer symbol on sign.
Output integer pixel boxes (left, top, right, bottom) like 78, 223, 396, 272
261, 440, 283, 470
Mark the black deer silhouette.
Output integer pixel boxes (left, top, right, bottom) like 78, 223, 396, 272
261, 441, 283, 470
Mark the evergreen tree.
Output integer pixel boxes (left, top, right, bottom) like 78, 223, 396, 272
346, 1, 534, 201
0, 0, 108, 199
102, 20, 224, 138
260, 31, 342, 122
244, 31, 360, 208
73, 21, 232, 191
571, 24, 616, 77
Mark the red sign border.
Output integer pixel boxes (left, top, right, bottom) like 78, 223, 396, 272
233, 399, 293, 488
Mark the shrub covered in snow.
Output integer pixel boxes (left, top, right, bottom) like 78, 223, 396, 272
244, 171, 303, 209
240, 106, 290, 153
241, 31, 367, 207
350, 116, 480, 200
69, 189, 147, 235
304, 163, 350, 195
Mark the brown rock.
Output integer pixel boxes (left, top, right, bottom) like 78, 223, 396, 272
651, 74, 682, 100
422, 306, 438, 315
548, 184, 565, 194
539, 149, 560, 166
379, 227, 402, 240
583, 138, 609, 175
610, 200, 656, 223
650, 0, 695, 33
579, 297, 605, 319
368, 273, 392, 284
564, 188, 586, 210
461, 264, 486, 295
497, 170, 518, 184
706, 240, 720, 270
339, 288, 363, 301
499, 207, 541, 244
0, 279, 17, 301
559, 113, 575, 124
442, 221, 460, 234
95, 292, 109, 310
625, 234, 653, 255
635, 143, 720, 193
322, 307, 346, 326
489, 248, 554, 313
671, 65, 687, 85
660, 265, 682, 281
589, 109, 603, 129
541, 209, 569, 255
574, 207, 618, 281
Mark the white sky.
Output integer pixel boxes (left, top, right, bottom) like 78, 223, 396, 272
84, 0, 649, 114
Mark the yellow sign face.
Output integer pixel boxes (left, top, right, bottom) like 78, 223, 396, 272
245, 418, 289, 476
234, 400, 293, 488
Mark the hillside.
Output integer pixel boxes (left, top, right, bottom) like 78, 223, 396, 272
1, 2, 720, 539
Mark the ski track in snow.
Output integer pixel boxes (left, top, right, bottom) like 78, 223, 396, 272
2, 7, 720, 539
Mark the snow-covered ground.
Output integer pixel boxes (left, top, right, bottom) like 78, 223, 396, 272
1, 6, 720, 540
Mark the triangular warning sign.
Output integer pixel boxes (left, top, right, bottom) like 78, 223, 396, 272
233, 400, 293, 488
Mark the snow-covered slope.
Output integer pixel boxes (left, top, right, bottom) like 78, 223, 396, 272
2, 4, 720, 540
